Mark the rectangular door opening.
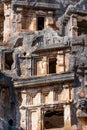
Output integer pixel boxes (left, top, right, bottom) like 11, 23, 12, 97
44, 109, 64, 129
37, 17, 44, 30
49, 58, 56, 74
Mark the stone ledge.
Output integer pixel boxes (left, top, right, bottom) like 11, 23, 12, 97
13, 72, 74, 88
12, 1, 60, 9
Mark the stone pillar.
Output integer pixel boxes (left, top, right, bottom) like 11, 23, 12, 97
29, 14, 37, 31
69, 14, 78, 37
37, 56, 48, 76
25, 58, 32, 77
45, 14, 54, 29
4, 4, 11, 42
20, 91, 27, 130
42, 56, 48, 75
31, 110, 38, 130
49, 90, 54, 103
64, 104, 71, 130
36, 92, 41, 105
37, 108, 42, 130
56, 51, 64, 73
16, 10, 22, 33
65, 50, 70, 72
12, 7, 23, 34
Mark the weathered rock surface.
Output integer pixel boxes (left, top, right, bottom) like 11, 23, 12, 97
0, 118, 21, 130
0, 0, 87, 130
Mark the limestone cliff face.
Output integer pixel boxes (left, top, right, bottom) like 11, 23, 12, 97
0, 0, 87, 130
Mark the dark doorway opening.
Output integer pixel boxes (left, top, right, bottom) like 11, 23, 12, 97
44, 110, 64, 129
78, 20, 87, 36
49, 58, 56, 74
37, 17, 44, 30
5, 52, 13, 70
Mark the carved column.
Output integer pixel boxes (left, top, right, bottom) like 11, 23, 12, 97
56, 51, 64, 73
4, 3, 11, 42
19, 91, 27, 129
64, 104, 71, 130
37, 56, 48, 76
15, 8, 22, 32
29, 13, 37, 31
37, 108, 42, 130
65, 50, 70, 72
25, 57, 32, 77
42, 56, 48, 75
49, 90, 54, 103
69, 14, 78, 37
45, 12, 54, 29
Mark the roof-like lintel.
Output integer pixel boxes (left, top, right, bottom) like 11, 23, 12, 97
12, 1, 60, 10
13, 72, 74, 88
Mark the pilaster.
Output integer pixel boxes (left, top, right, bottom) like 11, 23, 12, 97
64, 104, 71, 130
69, 14, 78, 37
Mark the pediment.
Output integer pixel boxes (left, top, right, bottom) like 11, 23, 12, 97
32, 28, 63, 48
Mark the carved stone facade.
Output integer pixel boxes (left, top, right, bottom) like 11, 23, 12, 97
0, 0, 87, 130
